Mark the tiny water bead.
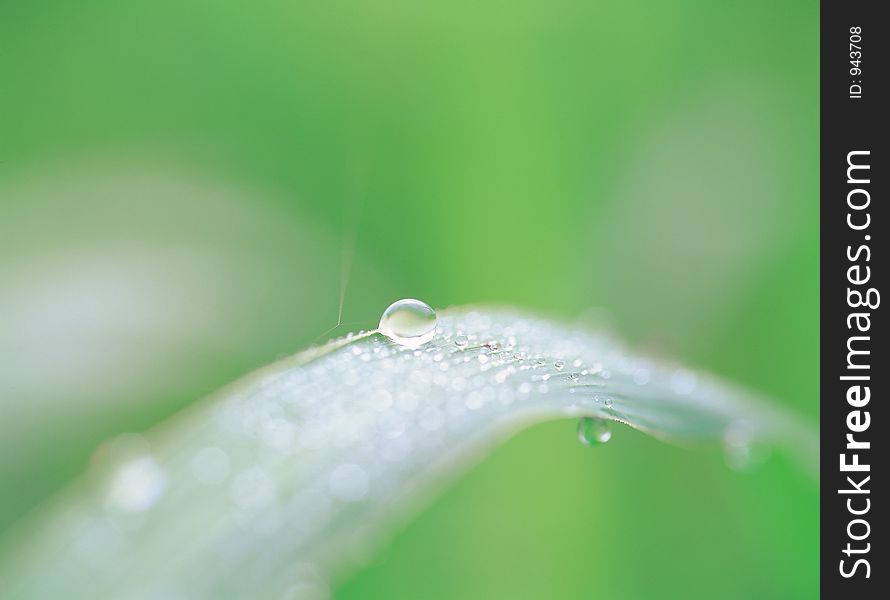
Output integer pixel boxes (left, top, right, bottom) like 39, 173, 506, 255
378, 298, 438, 347
577, 417, 612, 446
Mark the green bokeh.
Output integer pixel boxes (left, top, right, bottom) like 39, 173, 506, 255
0, 1, 818, 598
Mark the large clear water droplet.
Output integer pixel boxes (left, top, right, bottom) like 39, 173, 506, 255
577, 417, 612, 446
378, 299, 437, 347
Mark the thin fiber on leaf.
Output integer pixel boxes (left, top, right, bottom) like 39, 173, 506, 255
0, 307, 816, 599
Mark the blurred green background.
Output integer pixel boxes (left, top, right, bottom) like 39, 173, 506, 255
0, 0, 817, 598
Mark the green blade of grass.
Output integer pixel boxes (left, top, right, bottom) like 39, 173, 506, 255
0, 307, 815, 599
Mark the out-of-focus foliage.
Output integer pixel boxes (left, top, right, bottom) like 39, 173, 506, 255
0, 0, 817, 598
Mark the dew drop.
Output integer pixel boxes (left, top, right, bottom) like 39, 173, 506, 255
577, 417, 612, 446
722, 422, 767, 471
604, 398, 614, 409
554, 360, 565, 371
378, 299, 437, 347
454, 335, 469, 349
105, 455, 167, 512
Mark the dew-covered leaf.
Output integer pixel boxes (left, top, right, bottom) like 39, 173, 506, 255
0, 307, 816, 599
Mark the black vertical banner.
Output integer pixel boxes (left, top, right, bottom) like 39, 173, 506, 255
822, 0, 885, 597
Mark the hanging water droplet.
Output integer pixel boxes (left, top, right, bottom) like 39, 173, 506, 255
577, 417, 612, 446
554, 360, 565, 371
454, 335, 469, 349
378, 299, 437, 347
722, 422, 767, 471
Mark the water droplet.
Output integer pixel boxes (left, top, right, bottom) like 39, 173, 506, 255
484, 340, 500, 351
722, 422, 767, 471
454, 335, 469, 348
554, 360, 565, 371
105, 455, 167, 512
378, 299, 437, 347
604, 398, 614, 408
566, 372, 580, 383
577, 417, 612, 446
